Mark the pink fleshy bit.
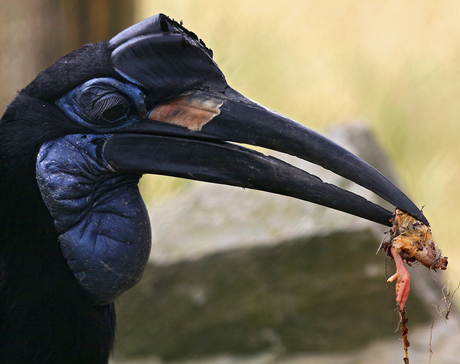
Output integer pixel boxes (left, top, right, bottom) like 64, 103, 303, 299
387, 245, 411, 311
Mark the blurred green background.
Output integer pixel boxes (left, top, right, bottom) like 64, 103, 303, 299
1, 0, 458, 315
135, 0, 460, 298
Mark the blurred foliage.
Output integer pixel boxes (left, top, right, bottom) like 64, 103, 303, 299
136, 0, 460, 301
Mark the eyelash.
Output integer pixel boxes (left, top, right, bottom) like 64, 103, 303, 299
86, 95, 131, 122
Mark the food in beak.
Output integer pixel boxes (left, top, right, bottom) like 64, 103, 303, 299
384, 208, 447, 311
382, 208, 448, 363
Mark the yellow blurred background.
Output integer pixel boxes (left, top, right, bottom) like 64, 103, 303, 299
136, 0, 460, 302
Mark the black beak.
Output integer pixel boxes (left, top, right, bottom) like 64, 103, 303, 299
103, 14, 428, 227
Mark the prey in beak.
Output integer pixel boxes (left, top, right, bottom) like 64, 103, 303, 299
105, 14, 427, 228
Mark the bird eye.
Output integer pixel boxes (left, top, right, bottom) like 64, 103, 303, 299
98, 97, 131, 123
80, 87, 132, 125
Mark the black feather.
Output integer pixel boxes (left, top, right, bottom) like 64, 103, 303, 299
0, 95, 116, 363
22, 42, 121, 102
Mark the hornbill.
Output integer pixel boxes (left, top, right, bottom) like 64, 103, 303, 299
0, 14, 427, 364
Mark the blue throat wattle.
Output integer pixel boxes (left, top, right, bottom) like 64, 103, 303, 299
36, 134, 151, 305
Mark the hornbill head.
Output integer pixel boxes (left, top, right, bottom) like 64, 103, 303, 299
0, 13, 426, 361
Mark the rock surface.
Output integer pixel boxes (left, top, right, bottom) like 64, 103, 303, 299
112, 124, 457, 363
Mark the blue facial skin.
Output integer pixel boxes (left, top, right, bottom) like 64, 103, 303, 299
37, 78, 151, 305
56, 77, 146, 133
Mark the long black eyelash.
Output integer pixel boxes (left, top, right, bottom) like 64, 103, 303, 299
86, 95, 130, 120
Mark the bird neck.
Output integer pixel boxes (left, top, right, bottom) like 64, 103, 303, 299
0, 96, 116, 364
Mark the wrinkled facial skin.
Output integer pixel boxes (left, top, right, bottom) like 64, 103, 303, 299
37, 77, 152, 305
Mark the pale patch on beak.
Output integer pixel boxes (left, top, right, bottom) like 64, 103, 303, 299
148, 91, 224, 131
